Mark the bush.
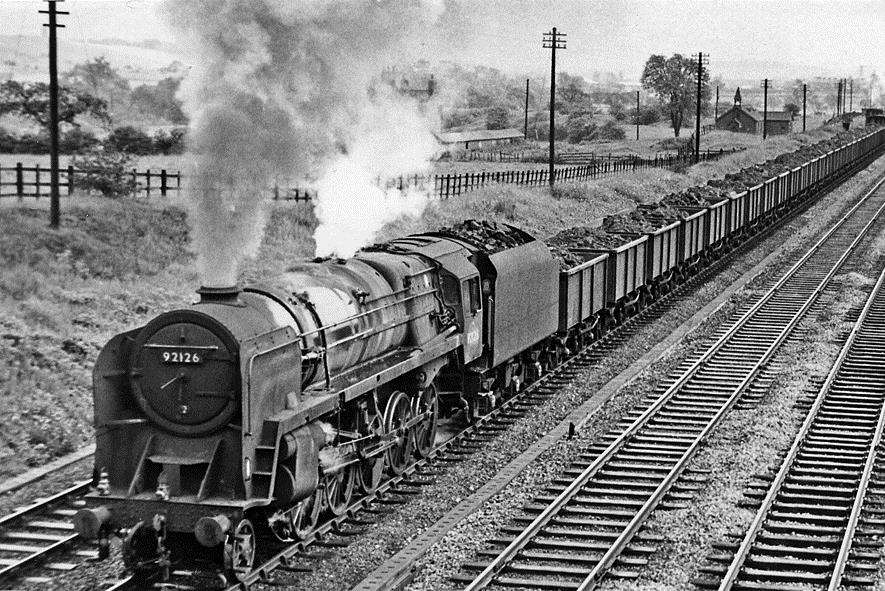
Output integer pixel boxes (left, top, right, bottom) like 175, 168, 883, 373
70, 148, 137, 198
634, 105, 662, 125
609, 102, 627, 121
595, 120, 626, 141
486, 106, 510, 130
442, 108, 484, 129
565, 113, 597, 143
59, 128, 99, 153
105, 125, 153, 155
152, 127, 186, 154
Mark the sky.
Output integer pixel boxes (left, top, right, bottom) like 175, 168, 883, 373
0, 0, 881, 81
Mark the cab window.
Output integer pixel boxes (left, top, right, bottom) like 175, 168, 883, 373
467, 277, 481, 314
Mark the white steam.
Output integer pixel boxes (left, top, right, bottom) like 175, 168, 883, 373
164, 0, 451, 285
313, 92, 439, 258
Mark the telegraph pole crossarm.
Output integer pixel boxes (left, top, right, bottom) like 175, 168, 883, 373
542, 27, 566, 189
39, 0, 68, 229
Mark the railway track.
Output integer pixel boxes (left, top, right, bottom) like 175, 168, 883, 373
695, 264, 885, 590
451, 176, 885, 591
0, 480, 95, 588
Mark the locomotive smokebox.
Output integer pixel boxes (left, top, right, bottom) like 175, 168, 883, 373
196, 285, 242, 306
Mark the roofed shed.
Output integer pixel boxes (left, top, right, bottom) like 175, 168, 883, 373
434, 128, 525, 150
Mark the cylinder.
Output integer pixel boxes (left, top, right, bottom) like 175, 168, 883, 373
73, 506, 112, 540
194, 514, 231, 547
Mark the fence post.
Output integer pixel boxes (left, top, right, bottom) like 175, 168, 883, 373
35, 164, 41, 198
67, 165, 74, 196
273, 180, 280, 200
146, 169, 152, 196
16, 162, 23, 200
160, 169, 168, 196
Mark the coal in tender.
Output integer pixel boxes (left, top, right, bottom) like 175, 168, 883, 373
435, 219, 532, 253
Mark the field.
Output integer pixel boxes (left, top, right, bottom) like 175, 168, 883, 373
0, 124, 840, 479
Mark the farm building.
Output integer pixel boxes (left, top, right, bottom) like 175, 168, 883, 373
434, 128, 525, 150
715, 88, 793, 135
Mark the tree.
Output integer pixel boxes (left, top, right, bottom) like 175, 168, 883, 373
105, 126, 153, 155
641, 54, 710, 137
783, 102, 801, 118
485, 106, 510, 130
131, 77, 187, 124
565, 111, 596, 143
0, 80, 110, 130
556, 72, 590, 114
62, 57, 130, 117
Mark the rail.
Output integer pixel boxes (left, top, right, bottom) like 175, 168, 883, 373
716, 255, 885, 590
458, 172, 885, 591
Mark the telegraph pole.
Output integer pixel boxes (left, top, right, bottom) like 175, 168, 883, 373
714, 85, 719, 121
761, 78, 769, 140
836, 80, 842, 115
802, 83, 807, 132
635, 90, 640, 140
849, 78, 853, 112
523, 78, 529, 141
694, 52, 708, 162
542, 27, 566, 189
40, 0, 67, 229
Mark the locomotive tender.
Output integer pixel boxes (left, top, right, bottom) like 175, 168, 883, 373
74, 128, 884, 580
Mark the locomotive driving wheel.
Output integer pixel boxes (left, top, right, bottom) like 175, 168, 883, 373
223, 518, 255, 580
383, 390, 414, 475
268, 487, 321, 543
322, 466, 355, 516
412, 385, 439, 458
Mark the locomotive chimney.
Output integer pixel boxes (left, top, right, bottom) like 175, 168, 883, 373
196, 285, 243, 306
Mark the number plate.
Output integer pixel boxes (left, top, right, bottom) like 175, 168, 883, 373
160, 349, 205, 365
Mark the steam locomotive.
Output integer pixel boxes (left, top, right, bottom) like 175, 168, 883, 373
73, 128, 884, 582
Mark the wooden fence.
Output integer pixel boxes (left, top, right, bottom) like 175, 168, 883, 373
431, 148, 740, 198
3, 146, 740, 203
0, 163, 181, 198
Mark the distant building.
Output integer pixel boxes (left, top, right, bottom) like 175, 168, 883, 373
433, 128, 525, 150
715, 88, 793, 135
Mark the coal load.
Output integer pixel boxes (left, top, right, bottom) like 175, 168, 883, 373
601, 204, 684, 234
544, 226, 630, 269
435, 219, 532, 253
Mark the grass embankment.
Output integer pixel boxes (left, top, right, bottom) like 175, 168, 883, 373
0, 125, 842, 480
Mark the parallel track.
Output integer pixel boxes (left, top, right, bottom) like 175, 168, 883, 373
0, 480, 93, 587
701, 263, 885, 590
453, 176, 885, 591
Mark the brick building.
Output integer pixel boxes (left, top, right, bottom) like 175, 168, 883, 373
715, 88, 793, 135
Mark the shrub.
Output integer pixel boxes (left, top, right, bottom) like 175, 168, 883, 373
486, 106, 510, 130
105, 125, 153, 155
70, 148, 137, 198
595, 120, 626, 141
635, 105, 662, 125
152, 127, 186, 154
565, 113, 597, 143
59, 128, 99, 153
609, 102, 627, 121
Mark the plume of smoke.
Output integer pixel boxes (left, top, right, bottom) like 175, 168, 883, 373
312, 91, 439, 258
164, 0, 450, 285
